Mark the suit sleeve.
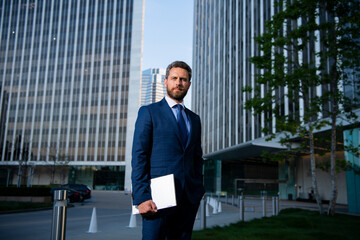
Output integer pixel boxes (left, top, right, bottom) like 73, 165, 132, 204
131, 106, 153, 205
194, 115, 204, 179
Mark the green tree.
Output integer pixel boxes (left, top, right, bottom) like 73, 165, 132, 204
47, 149, 69, 185
245, 0, 360, 215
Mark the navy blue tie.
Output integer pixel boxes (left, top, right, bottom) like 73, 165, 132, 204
175, 104, 188, 146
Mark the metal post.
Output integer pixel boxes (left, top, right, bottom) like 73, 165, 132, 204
262, 196, 266, 217
27, 166, 32, 187
6, 168, 11, 187
272, 197, 276, 216
17, 164, 22, 187
200, 197, 206, 230
239, 195, 244, 221
226, 194, 228, 204
232, 195, 234, 206
30, 167, 34, 186
51, 190, 68, 240
276, 196, 280, 215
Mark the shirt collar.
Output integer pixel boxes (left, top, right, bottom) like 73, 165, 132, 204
165, 95, 185, 109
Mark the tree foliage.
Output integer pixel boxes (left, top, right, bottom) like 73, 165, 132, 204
245, 0, 360, 215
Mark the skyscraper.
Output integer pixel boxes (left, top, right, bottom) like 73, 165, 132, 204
141, 68, 166, 106
0, 0, 145, 189
192, 0, 354, 206
193, 0, 281, 195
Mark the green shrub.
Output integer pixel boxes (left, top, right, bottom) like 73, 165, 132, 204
0, 186, 52, 196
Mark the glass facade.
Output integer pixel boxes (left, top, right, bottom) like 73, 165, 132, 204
0, 0, 144, 187
192, 0, 270, 155
344, 128, 360, 214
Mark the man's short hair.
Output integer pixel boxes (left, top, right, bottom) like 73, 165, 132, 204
165, 61, 192, 81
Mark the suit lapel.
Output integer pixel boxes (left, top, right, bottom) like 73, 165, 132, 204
184, 108, 194, 149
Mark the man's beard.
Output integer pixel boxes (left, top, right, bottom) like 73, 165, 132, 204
167, 88, 188, 101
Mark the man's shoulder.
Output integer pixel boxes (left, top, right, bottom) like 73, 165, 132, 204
137, 100, 166, 119
143, 99, 165, 110
185, 108, 200, 119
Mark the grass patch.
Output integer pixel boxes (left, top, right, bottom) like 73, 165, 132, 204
192, 208, 360, 240
0, 201, 53, 212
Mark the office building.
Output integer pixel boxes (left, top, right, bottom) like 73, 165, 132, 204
141, 68, 166, 106
0, 0, 145, 190
192, 0, 357, 210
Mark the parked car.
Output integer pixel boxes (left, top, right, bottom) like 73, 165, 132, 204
50, 187, 83, 203
61, 184, 91, 200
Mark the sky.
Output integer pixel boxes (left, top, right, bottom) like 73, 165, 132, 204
142, 0, 194, 107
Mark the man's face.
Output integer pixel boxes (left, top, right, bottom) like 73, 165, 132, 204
164, 67, 191, 103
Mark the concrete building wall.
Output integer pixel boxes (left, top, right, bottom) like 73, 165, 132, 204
296, 152, 348, 204
11, 165, 69, 186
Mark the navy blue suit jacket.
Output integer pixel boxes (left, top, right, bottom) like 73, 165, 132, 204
131, 98, 205, 206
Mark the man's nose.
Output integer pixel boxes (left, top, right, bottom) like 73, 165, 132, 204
175, 78, 183, 85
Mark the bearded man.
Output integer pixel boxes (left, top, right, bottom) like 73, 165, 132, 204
131, 61, 205, 240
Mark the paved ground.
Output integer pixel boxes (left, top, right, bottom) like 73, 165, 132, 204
0, 190, 352, 240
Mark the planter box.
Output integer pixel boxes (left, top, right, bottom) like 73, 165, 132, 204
0, 196, 52, 203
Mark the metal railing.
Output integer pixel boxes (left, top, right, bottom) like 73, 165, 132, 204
198, 193, 280, 229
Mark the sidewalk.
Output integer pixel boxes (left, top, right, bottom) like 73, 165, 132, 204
0, 191, 351, 240
67, 192, 242, 240
66, 191, 351, 240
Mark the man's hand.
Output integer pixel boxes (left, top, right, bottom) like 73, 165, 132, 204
138, 200, 157, 217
